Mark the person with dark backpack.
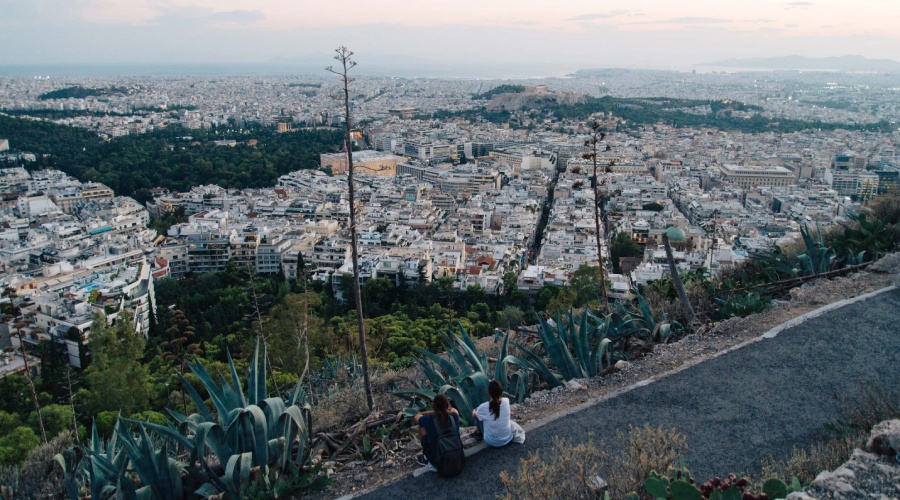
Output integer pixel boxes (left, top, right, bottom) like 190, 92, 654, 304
414, 394, 465, 477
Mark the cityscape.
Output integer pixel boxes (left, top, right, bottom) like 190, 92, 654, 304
1, 1, 899, 498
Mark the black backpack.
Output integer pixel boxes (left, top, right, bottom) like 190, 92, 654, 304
430, 414, 464, 477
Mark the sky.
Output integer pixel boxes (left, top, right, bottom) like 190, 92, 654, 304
1, 0, 898, 76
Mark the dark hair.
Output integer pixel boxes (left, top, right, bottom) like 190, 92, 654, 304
488, 380, 503, 420
434, 393, 450, 428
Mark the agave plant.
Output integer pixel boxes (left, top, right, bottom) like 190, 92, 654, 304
159, 339, 314, 472
82, 419, 130, 500
396, 324, 531, 426
626, 289, 682, 343
796, 222, 837, 275
43, 341, 322, 500
515, 308, 654, 387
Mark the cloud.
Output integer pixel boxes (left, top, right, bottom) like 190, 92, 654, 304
624, 16, 731, 26
663, 17, 731, 24
207, 10, 266, 25
787, 2, 814, 8
149, 4, 265, 27
567, 11, 628, 21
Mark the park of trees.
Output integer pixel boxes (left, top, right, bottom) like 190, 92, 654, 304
0, 115, 344, 202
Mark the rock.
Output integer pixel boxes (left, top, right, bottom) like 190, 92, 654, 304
366, 466, 374, 472
353, 473, 368, 482
614, 360, 631, 371
566, 379, 586, 390
785, 493, 816, 500
382, 459, 394, 468
795, 421, 900, 499
869, 252, 900, 274
865, 419, 900, 457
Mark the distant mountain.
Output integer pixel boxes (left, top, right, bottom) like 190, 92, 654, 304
698, 55, 900, 72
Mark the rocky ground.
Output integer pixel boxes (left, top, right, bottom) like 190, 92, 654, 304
313, 254, 900, 499
788, 419, 900, 499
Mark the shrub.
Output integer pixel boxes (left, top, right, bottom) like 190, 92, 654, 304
499, 424, 687, 499
499, 436, 606, 500
0, 431, 74, 499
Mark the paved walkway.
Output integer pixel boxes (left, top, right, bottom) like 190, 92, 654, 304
358, 287, 900, 499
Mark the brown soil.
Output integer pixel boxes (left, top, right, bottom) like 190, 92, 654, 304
311, 254, 900, 499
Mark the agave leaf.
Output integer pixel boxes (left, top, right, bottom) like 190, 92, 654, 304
185, 358, 232, 421
277, 404, 309, 467
225, 349, 247, 409
115, 424, 184, 500
537, 315, 582, 380
456, 322, 487, 371
225, 452, 253, 497
512, 341, 564, 388
169, 374, 218, 422
413, 347, 460, 380
118, 417, 193, 453
589, 338, 613, 375
224, 406, 269, 467
248, 339, 267, 406
259, 397, 286, 442
190, 421, 232, 467
495, 331, 511, 389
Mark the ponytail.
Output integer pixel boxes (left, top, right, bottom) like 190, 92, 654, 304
488, 380, 503, 420
433, 394, 450, 428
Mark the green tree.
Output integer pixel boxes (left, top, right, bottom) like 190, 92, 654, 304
28, 404, 80, 440
0, 410, 20, 434
545, 288, 577, 316
610, 232, 642, 274
569, 264, 607, 308
0, 427, 41, 465
262, 292, 325, 379
79, 315, 151, 416
499, 306, 525, 331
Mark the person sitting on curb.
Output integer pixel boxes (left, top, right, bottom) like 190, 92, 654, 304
414, 394, 462, 473
472, 380, 525, 446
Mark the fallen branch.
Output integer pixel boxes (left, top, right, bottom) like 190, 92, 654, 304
729, 262, 872, 294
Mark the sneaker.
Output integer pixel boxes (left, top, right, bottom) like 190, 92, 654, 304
417, 454, 429, 466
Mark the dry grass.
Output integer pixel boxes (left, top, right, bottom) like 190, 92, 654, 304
499, 424, 687, 500
312, 368, 405, 433
499, 436, 607, 500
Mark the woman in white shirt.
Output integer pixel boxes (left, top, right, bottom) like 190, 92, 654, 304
472, 380, 524, 447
